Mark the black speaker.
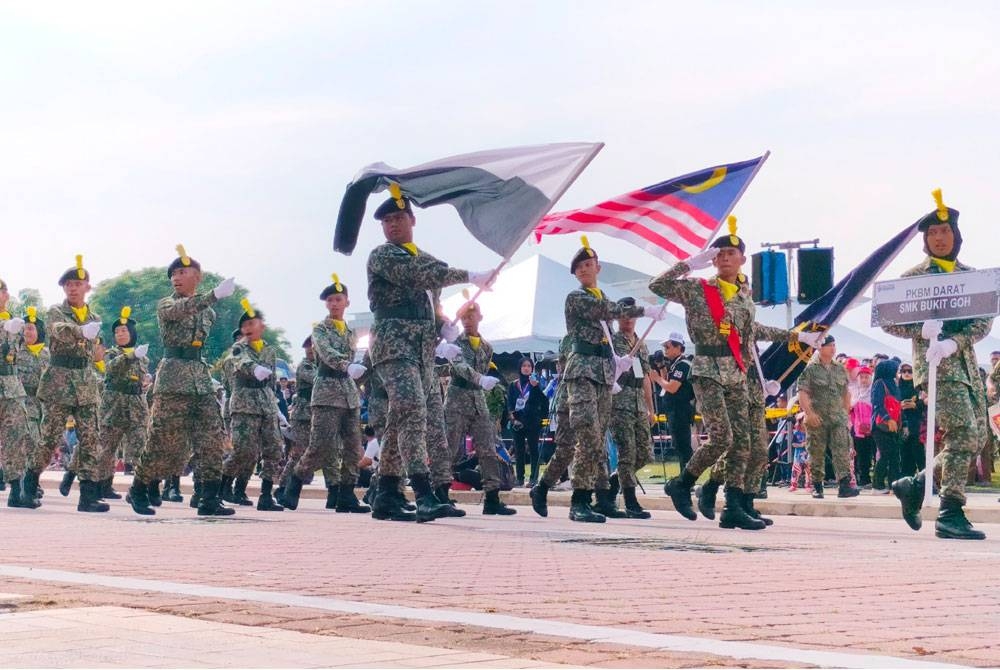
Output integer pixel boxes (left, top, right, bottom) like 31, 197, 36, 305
797, 247, 834, 304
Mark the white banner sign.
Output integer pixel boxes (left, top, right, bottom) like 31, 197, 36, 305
870, 268, 1000, 327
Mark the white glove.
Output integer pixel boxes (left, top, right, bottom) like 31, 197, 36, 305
614, 354, 633, 377
467, 269, 497, 290
133, 344, 149, 359
3, 317, 24, 334
81, 321, 102, 340
479, 375, 500, 391
435, 341, 462, 362
253, 364, 272, 381
642, 304, 667, 322
611, 382, 622, 395
684, 247, 720, 271
278, 413, 291, 429
797, 331, 826, 349
347, 363, 367, 380
922, 319, 943, 341
926, 338, 958, 366
763, 379, 782, 397
213, 276, 236, 299
439, 321, 460, 342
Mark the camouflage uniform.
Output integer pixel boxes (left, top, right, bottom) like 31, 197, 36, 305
609, 330, 653, 488
223, 340, 283, 481
35, 302, 103, 482
293, 319, 361, 488
0, 316, 35, 484
367, 243, 467, 485
563, 287, 644, 490
649, 263, 755, 488
797, 357, 853, 484
15, 344, 48, 447
220, 351, 237, 436
443, 333, 501, 492
278, 357, 316, 487
883, 258, 992, 504
539, 336, 580, 487
136, 290, 225, 482
97, 346, 149, 479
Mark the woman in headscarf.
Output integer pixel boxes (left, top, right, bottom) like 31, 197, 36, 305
871, 358, 902, 493
506, 357, 549, 487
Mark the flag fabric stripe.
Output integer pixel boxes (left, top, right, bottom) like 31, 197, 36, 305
595, 197, 713, 247
632, 192, 718, 231
547, 214, 694, 260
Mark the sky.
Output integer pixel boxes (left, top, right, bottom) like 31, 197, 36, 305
3, 1, 999, 360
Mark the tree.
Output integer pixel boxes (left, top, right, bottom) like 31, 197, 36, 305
6, 288, 45, 316
89, 267, 291, 374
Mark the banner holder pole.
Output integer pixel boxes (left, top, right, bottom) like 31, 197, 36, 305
924, 358, 938, 509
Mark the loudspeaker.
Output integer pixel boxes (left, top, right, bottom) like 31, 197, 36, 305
751, 250, 788, 305
797, 247, 834, 304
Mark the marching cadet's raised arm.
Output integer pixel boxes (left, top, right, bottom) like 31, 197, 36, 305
648, 247, 720, 304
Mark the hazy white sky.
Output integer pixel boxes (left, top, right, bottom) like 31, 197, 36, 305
3, 1, 999, 353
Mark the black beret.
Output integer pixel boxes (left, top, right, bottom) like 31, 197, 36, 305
320, 282, 348, 300
917, 207, 959, 232
58, 263, 90, 286
374, 195, 413, 220
167, 255, 202, 278
570, 245, 598, 274
617, 296, 636, 307
822, 334, 836, 346
709, 233, 746, 254
239, 309, 263, 326
302, 336, 312, 348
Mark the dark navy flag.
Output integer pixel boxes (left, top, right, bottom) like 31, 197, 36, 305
759, 222, 919, 393
334, 142, 604, 256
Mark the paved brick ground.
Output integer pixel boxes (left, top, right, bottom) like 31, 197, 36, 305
3, 481, 1000, 667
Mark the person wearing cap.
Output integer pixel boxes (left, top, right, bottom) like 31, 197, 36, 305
563, 237, 654, 523
650, 333, 695, 476
607, 297, 655, 519
884, 190, 992, 540
275, 335, 318, 504
128, 245, 236, 517
365, 190, 496, 523
13, 306, 49, 506
219, 299, 285, 512
443, 301, 513, 516
23, 257, 109, 512
282, 276, 368, 514
0, 280, 39, 508
797, 334, 859, 499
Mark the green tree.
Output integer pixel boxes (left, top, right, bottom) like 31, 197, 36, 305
89, 267, 291, 374
6, 288, 45, 316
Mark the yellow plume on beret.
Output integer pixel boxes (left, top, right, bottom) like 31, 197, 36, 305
389, 182, 405, 210
75, 254, 85, 279
176, 244, 191, 266
240, 297, 255, 318
331, 273, 342, 292
932, 188, 948, 222
120, 306, 131, 325
26, 306, 37, 323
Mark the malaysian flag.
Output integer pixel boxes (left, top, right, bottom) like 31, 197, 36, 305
534, 153, 769, 262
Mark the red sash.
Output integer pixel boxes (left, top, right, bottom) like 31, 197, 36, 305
700, 279, 745, 372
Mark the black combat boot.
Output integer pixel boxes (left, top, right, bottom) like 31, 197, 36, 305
891, 473, 924, 531
231, 476, 253, 506
623, 487, 651, 519
696, 479, 720, 520
608, 472, 620, 500
664, 470, 698, 520
189, 478, 202, 509
148, 479, 163, 507
256, 479, 284, 511
935, 496, 985, 540
101, 477, 122, 500
593, 488, 627, 518
529, 481, 549, 517
197, 480, 236, 516
59, 470, 76, 497
281, 474, 304, 511
434, 484, 466, 517
8, 479, 40, 509
325, 485, 339, 509
483, 489, 516, 515
568, 489, 605, 523
77, 480, 111, 513
220, 475, 236, 503
21, 470, 41, 506
163, 476, 183, 503
742, 491, 772, 526
837, 477, 860, 498
336, 486, 371, 513
718, 487, 765, 530
811, 480, 824, 499
127, 479, 155, 516
411, 474, 450, 523
0, 469, 5, 491
371, 476, 415, 521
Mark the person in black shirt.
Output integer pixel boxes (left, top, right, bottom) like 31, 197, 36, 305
506, 357, 549, 486
650, 333, 696, 476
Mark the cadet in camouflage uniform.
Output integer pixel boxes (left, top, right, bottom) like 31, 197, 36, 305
609, 297, 655, 519
96, 307, 149, 501
886, 190, 992, 540
366, 193, 494, 522
221, 299, 285, 512
128, 246, 236, 516
16, 307, 48, 468
442, 301, 512, 515
0, 281, 38, 508
797, 334, 859, 499
27, 256, 108, 513
276, 336, 316, 500
282, 276, 368, 513
563, 238, 650, 523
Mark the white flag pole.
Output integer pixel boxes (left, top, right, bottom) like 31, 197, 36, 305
924, 359, 938, 508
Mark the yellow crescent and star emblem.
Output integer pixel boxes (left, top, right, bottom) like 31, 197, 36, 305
680, 167, 727, 194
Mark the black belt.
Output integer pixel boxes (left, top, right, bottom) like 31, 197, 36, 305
619, 376, 643, 389
373, 303, 433, 321
694, 344, 732, 357
163, 346, 203, 361
51, 354, 88, 370
450, 376, 478, 390
106, 380, 142, 395
235, 378, 269, 389
317, 363, 348, 379
297, 386, 313, 401
572, 341, 612, 357
370, 388, 387, 400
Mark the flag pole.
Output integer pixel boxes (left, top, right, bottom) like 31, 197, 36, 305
450, 142, 606, 326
